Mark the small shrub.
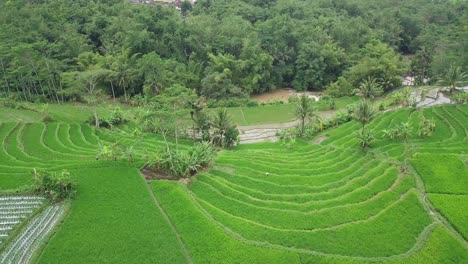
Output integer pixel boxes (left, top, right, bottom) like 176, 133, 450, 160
108, 107, 127, 125
288, 96, 299, 104
129, 94, 147, 106
391, 91, 404, 105
146, 142, 216, 178
33, 169, 77, 203
97, 142, 123, 160
402, 87, 412, 106
396, 122, 412, 141
223, 126, 240, 148
86, 115, 112, 128
206, 98, 259, 108
382, 128, 398, 140
453, 92, 468, 104
326, 77, 353, 97
276, 128, 297, 148
378, 103, 385, 111
332, 111, 353, 125
417, 112, 436, 138
356, 128, 375, 149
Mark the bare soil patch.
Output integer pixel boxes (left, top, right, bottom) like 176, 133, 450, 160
251, 89, 292, 103
141, 166, 178, 181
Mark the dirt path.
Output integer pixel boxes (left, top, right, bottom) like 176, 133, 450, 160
139, 173, 193, 264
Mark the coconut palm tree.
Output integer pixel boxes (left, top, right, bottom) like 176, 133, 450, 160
113, 49, 139, 101
212, 109, 232, 147
355, 77, 383, 99
295, 94, 316, 135
354, 99, 376, 130
437, 65, 467, 94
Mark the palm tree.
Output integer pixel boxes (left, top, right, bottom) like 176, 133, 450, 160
354, 100, 376, 130
212, 109, 232, 147
355, 77, 383, 99
437, 65, 467, 94
295, 94, 316, 135
113, 49, 139, 101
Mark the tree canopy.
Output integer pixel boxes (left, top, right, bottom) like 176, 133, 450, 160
0, 0, 466, 102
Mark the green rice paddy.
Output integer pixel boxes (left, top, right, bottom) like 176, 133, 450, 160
0, 104, 467, 263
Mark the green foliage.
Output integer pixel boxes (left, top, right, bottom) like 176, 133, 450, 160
437, 65, 468, 93
95, 143, 135, 163
354, 77, 383, 99
354, 100, 376, 129
1, 0, 463, 102
382, 122, 413, 141
33, 169, 77, 203
416, 112, 436, 138
326, 77, 354, 97
453, 92, 468, 104
355, 128, 375, 149
345, 40, 406, 92
211, 109, 239, 148
108, 107, 127, 125
147, 141, 216, 179
295, 94, 316, 135
206, 98, 258, 108
292, 39, 346, 90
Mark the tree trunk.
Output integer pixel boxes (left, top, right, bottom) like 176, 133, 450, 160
94, 109, 100, 128
123, 84, 128, 101
110, 81, 116, 101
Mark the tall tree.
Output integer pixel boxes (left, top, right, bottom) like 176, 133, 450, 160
295, 94, 316, 135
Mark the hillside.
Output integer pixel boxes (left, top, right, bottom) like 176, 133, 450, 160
0, 104, 466, 263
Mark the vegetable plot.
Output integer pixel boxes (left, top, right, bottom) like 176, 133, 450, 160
0, 196, 45, 246
0, 202, 65, 264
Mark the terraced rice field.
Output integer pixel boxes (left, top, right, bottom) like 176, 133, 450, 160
0, 104, 467, 263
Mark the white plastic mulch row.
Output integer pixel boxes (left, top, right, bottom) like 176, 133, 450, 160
0, 196, 45, 246
0, 203, 65, 264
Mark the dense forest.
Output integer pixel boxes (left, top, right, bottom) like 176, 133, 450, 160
0, 0, 466, 103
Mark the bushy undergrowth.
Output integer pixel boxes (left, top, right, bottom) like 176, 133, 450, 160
146, 142, 216, 179
86, 107, 128, 128
277, 107, 354, 141
33, 169, 77, 203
